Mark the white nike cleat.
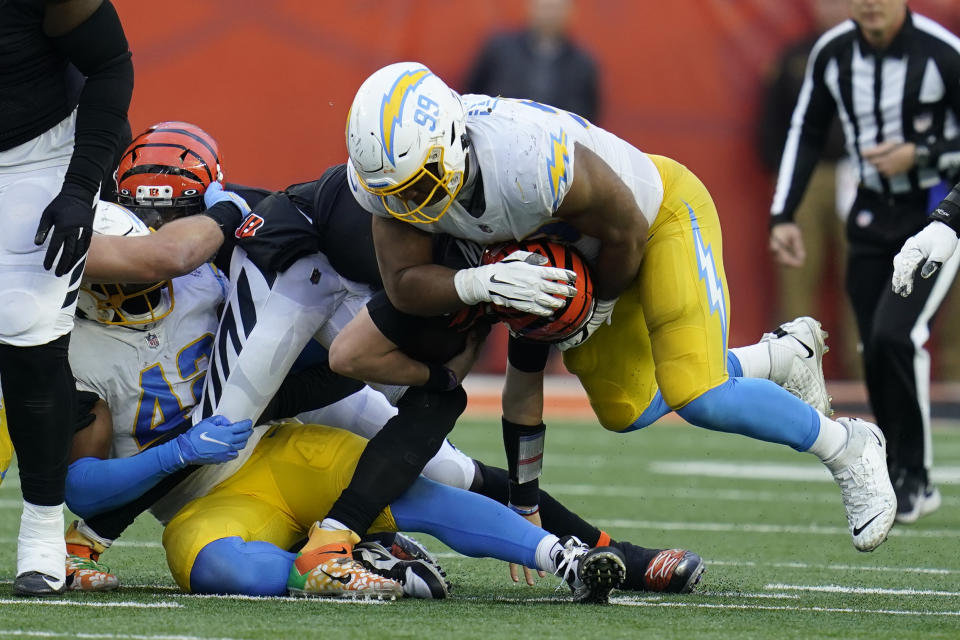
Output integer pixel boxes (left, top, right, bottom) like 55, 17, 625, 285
825, 418, 897, 552
762, 316, 833, 415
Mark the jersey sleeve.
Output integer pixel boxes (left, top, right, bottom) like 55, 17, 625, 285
529, 120, 576, 214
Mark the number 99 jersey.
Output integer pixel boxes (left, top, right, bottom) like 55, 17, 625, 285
347, 93, 665, 258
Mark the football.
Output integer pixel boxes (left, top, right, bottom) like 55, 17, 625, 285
480, 238, 595, 343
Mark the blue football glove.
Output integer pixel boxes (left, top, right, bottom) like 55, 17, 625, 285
204, 181, 251, 215
174, 415, 253, 466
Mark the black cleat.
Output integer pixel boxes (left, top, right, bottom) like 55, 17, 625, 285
640, 548, 705, 593
14, 571, 66, 596
353, 541, 450, 599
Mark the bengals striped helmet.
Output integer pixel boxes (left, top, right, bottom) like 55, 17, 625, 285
113, 121, 223, 228
481, 239, 595, 343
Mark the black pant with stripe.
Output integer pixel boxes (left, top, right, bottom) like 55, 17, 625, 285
845, 189, 956, 484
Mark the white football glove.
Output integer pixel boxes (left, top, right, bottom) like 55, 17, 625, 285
556, 298, 618, 351
892, 221, 958, 297
454, 250, 577, 317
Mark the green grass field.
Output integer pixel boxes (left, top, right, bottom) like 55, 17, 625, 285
1, 415, 958, 640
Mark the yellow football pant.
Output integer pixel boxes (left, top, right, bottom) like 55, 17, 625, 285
563, 155, 731, 431
163, 423, 397, 591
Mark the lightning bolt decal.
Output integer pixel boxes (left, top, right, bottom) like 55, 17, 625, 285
546, 130, 569, 211
379, 67, 431, 167
685, 201, 727, 355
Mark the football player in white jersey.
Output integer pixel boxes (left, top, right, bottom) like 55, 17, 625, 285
0, 0, 133, 596
64, 200, 634, 602
68, 123, 707, 597
339, 62, 898, 554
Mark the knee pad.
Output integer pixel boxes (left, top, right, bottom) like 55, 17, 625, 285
0, 289, 45, 344
420, 439, 475, 490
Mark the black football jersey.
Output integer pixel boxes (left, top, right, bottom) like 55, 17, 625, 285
0, 0, 83, 150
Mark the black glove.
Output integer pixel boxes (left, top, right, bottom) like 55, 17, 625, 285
34, 183, 95, 277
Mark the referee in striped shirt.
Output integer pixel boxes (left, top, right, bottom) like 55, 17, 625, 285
769, 0, 960, 525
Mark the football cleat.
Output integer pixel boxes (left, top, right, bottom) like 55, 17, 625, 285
359, 531, 443, 573
894, 470, 942, 524
609, 540, 705, 593
287, 541, 403, 600
14, 571, 65, 596
64, 520, 118, 591
825, 418, 897, 551
641, 548, 705, 593
762, 316, 833, 415
353, 541, 450, 599
554, 536, 626, 604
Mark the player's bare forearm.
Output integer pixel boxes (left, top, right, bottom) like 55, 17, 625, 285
329, 307, 431, 386
558, 143, 647, 298
86, 216, 223, 282
502, 364, 545, 425
373, 214, 466, 315
68, 399, 113, 463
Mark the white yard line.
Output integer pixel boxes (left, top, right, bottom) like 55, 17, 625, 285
708, 559, 957, 575
0, 632, 239, 640
611, 600, 960, 616
767, 583, 960, 597
593, 518, 960, 539
650, 461, 960, 485
0, 599, 179, 608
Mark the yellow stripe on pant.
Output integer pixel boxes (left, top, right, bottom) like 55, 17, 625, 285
163, 423, 397, 591
0, 392, 11, 487
562, 154, 731, 431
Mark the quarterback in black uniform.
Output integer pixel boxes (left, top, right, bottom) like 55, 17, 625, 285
0, 0, 132, 596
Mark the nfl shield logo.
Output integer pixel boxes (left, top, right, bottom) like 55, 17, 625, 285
146, 333, 160, 349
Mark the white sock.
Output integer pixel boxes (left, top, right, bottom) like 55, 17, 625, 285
729, 343, 771, 379
76, 519, 113, 549
320, 517, 350, 532
806, 414, 849, 462
17, 501, 66, 582
535, 534, 562, 573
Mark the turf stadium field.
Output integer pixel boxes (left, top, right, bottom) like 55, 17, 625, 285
1, 414, 958, 640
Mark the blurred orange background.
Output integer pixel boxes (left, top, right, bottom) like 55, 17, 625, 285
114, 0, 960, 376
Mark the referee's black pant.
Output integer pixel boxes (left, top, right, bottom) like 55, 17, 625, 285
844, 188, 958, 484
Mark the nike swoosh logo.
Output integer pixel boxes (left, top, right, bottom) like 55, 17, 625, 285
795, 340, 814, 359
316, 546, 349, 556
853, 512, 883, 536
198, 432, 229, 447
41, 574, 63, 591
320, 568, 352, 585
489, 274, 516, 286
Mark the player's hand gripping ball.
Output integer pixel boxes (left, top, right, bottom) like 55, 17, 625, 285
480, 239, 595, 343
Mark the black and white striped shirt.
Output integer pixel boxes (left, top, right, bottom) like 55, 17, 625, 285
771, 11, 960, 225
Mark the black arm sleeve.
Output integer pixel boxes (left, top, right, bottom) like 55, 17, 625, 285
929, 182, 960, 234
51, 0, 133, 199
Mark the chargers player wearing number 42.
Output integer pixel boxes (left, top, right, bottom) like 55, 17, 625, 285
345, 62, 896, 552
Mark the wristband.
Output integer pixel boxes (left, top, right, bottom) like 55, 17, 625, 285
423, 364, 458, 392
508, 336, 550, 373
508, 503, 540, 517
929, 185, 960, 235
503, 418, 545, 507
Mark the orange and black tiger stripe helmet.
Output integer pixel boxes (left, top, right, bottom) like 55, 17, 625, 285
481, 238, 595, 343
113, 121, 223, 228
